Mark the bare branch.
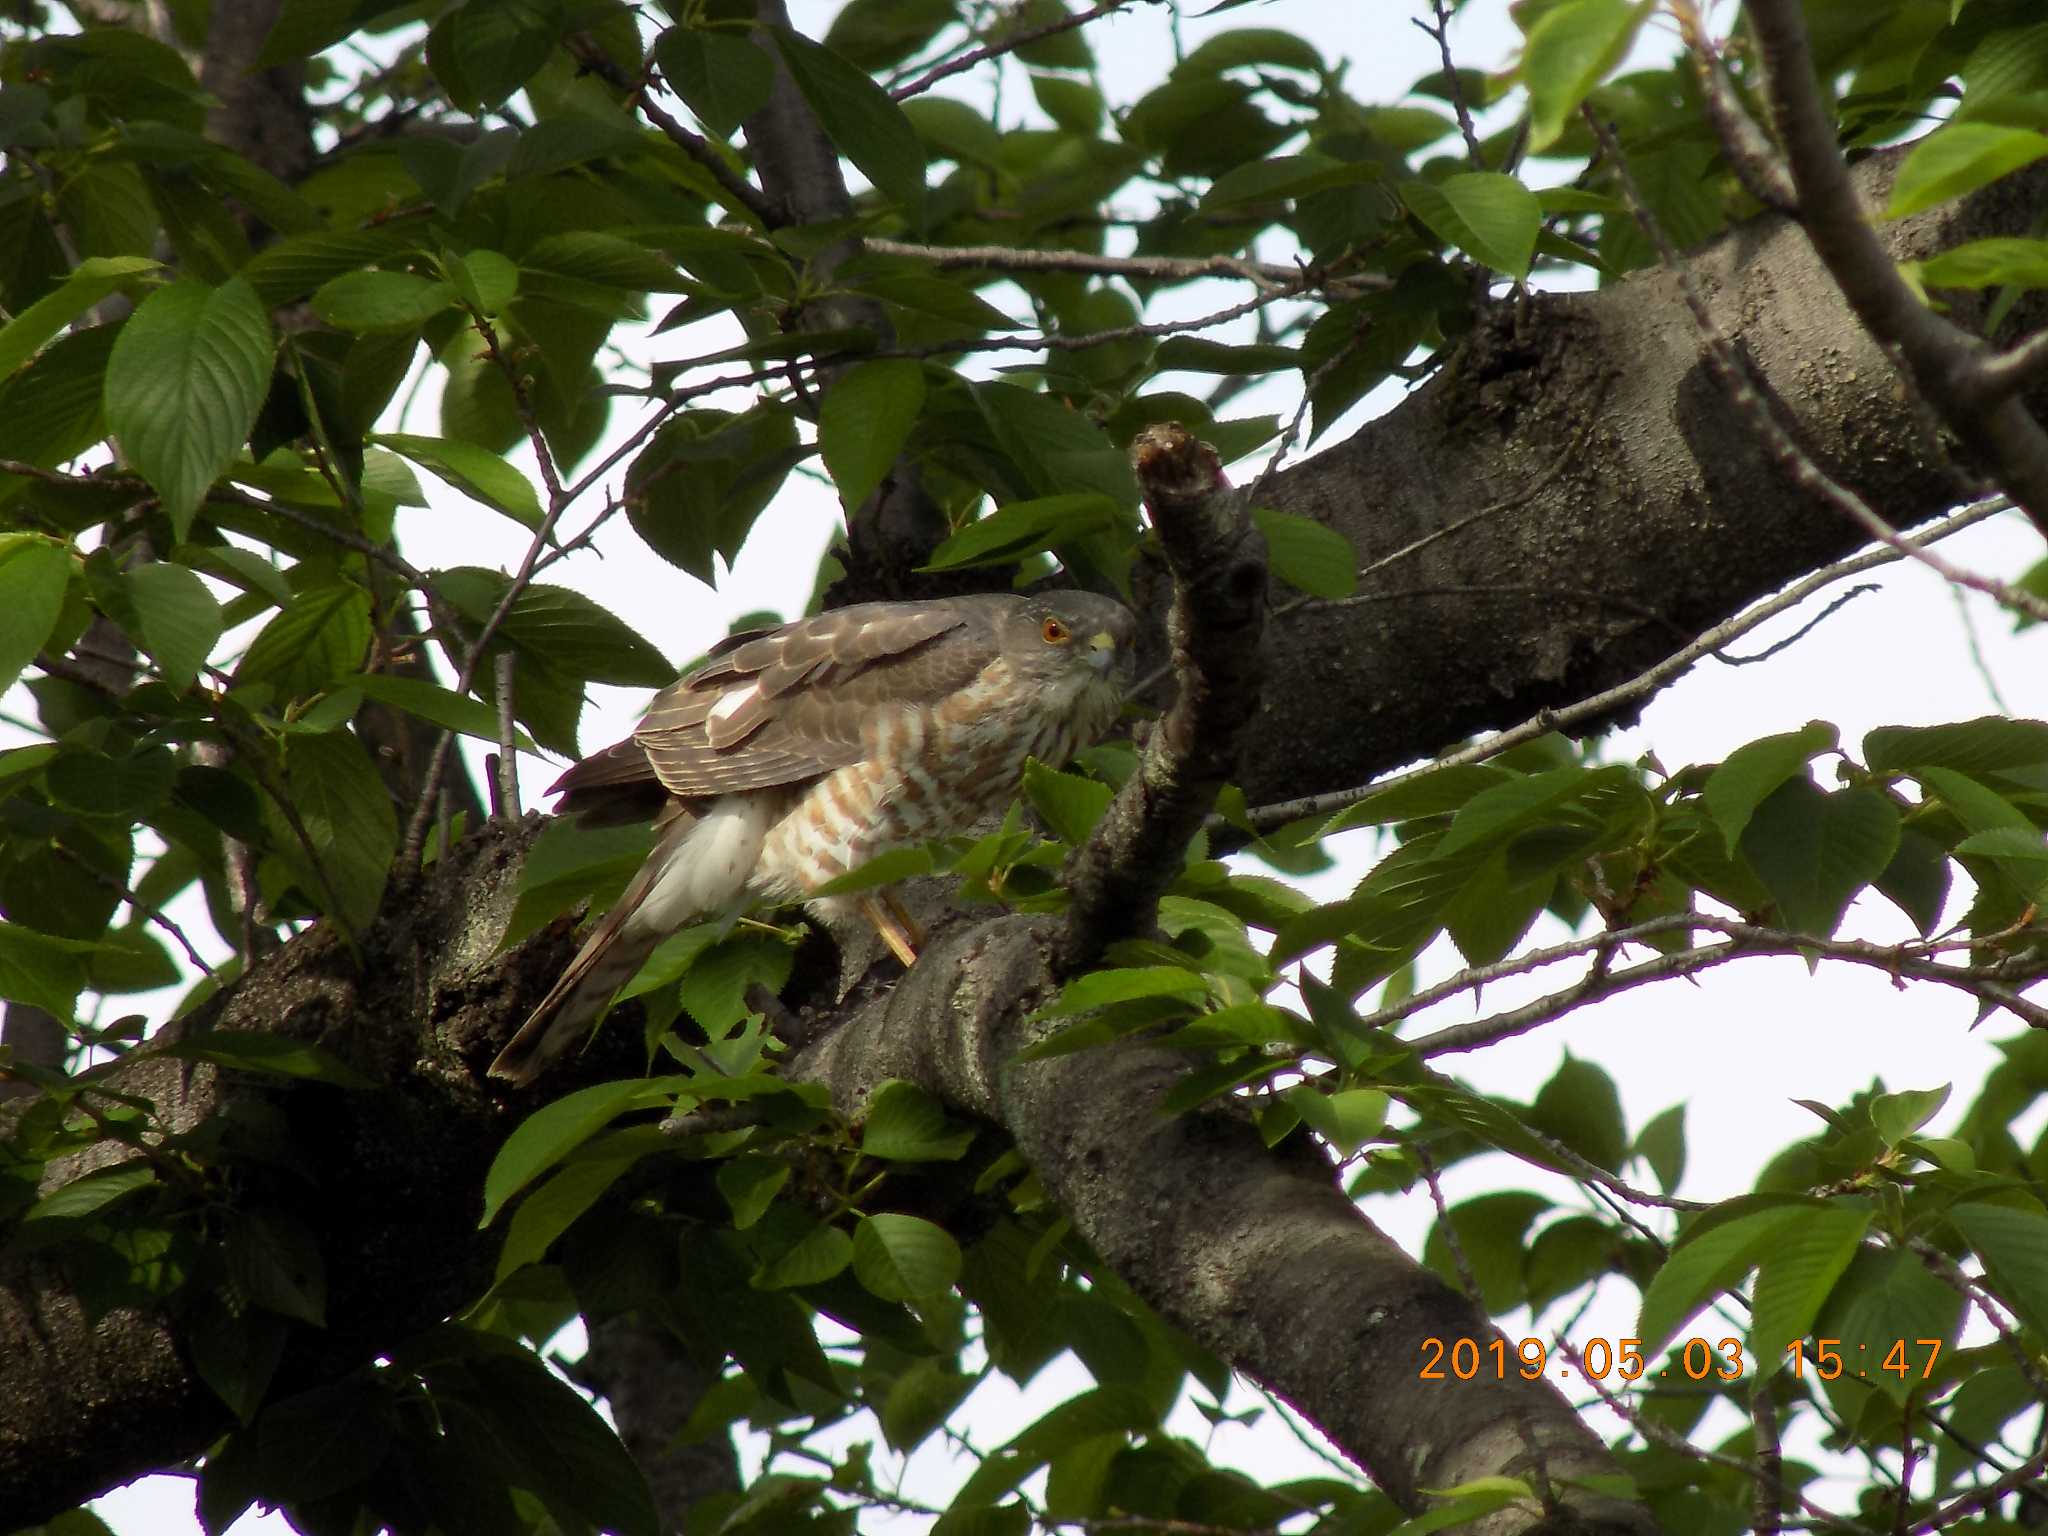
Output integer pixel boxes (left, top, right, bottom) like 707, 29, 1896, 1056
491, 650, 520, 822
1672, 0, 1795, 212
890, 0, 1130, 102
861, 236, 1372, 295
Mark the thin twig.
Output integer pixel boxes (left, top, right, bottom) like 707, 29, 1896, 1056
890, 0, 1128, 101
51, 846, 217, 979
492, 650, 520, 822
1236, 496, 2013, 831
1715, 584, 1879, 665
861, 236, 1370, 295
1672, 0, 1796, 211
1416, 0, 1483, 167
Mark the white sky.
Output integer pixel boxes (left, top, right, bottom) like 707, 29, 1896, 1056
77, 0, 2048, 1530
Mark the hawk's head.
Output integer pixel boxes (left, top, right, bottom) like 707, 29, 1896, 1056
1001, 591, 1138, 730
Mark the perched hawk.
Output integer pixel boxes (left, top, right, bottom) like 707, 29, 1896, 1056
488, 592, 1138, 1084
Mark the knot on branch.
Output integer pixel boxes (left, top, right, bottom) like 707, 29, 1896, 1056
1058, 424, 1267, 972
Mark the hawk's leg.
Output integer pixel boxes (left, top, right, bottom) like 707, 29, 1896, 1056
858, 892, 923, 967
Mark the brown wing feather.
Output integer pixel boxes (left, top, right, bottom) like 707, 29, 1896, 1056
550, 598, 1010, 811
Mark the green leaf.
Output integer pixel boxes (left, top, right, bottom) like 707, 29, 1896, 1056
716, 1155, 790, 1229
235, 583, 371, 699
1869, 1083, 1951, 1147
21, 1162, 156, 1223
757, 1220, 855, 1288
819, 358, 925, 510
352, 673, 537, 751
1284, 1084, 1388, 1157
1522, 0, 1653, 151
1530, 1054, 1627, 1172
255, 1381, 395, 1503
481, 1077, 691, 1225
1422, 1191, 1552, 1312
1873, 826, 1953, 934
523, 232, 690, 294
1021, 758, 1113, 845
372, 432, 542, 528
1401, 173, 1542, 280
0, 534, 73, 695
436, 566, 673, 688
0, 254, 158, 379
770, 27, 927, 222
310, 269, 456, 333
0, 921, 94, 1019
654, 27, 775, 138
920, 493, 1124, 572
227, 1208, 327, 1325
853, 1212, 962, 1301
1031, 966, 1209, 1020
103, 277, 275, 539
1749, 1203, 1871, 1369
1887, 123, 2048, 218
1634, 1104, 1686, 1195
624, 408, 803, 586
1253, 508, 1356, 598
284, 729, 398, 930
1636, 1203, 1806, 1355
952, 1386, 1155, 1511
1864, 716, 2048, 775
1914, 236, 2048, 290
124, 560, 221, 690
159, 1031, 373, 1089
1739, 779, 1900, 937
861, 1080, 976, 1162
494, 1137, 644, 1281
1949, 1201, 2048, 1335
1704, 721, 1839, 853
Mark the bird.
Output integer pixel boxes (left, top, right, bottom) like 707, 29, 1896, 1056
487, 591, 1138, 1084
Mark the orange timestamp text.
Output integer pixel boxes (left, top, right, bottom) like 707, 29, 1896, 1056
1418, 1336, 1945, 1383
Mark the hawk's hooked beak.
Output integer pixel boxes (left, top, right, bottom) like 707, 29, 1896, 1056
1086, 630, 1118, 671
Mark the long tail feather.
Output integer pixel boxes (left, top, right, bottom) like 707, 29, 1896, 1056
488, 817, 692, 1085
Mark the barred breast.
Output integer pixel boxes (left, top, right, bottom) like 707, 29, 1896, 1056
751, 658, 1082, 903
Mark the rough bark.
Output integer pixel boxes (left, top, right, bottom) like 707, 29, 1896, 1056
1247, 147, 2040, 811
7, 100, 2048, 1536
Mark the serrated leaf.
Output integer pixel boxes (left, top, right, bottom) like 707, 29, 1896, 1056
1634, 1104, 1686, 1195
352, 672, 537, 751
1253, 507, 1356, 598
1637, 1203, 1805, 1355
1750, 1203, 1871, 1368
819, 358, 924, 510
1739, 779, 1899, 937
717, 1155, 790, 1229
1522, 0, 1653, 151
159, 1031, 373, 1089
1866, 716, 2048, 775
853, 1212, 962, 1301
1915, 236, 2048, 290
1401, 172, 1541, 280
1022, 758, 1112, 845
311, 269, 456, 333
0, 534, 74, 695
0, 254, 159, 379
125, 560, 221, 690
655, 27, 775, 139
1704, 722, 1838, 853
770, 27, 926, 222
235, 583, 370, 699
372, 432, 542, 528
1531, 1054, 1627, 1172
21, 1161, 157, 1223
284, 729, 397, 930
1870, 1083, 1951, 1147
1031, 966, 1209, 1020
481, 1076, 693, 1225
1950, 1201, 2048, 1335
921, 493, 1124, 572
494, 1139, 644, 1281
757, 1219, 854, 1288
1887, 123, 2048, 218
1284, 1085, 1387, 1156
861, 1080, 976, 1162
104, 277, 275, 539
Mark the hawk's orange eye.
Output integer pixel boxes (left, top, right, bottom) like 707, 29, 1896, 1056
1041, 617, 1071, 645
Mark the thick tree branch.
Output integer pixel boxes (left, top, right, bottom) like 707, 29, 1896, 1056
1243, 144, 2048, 812
791, 917, 1655, 1536
1745, 0, 2048, 538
